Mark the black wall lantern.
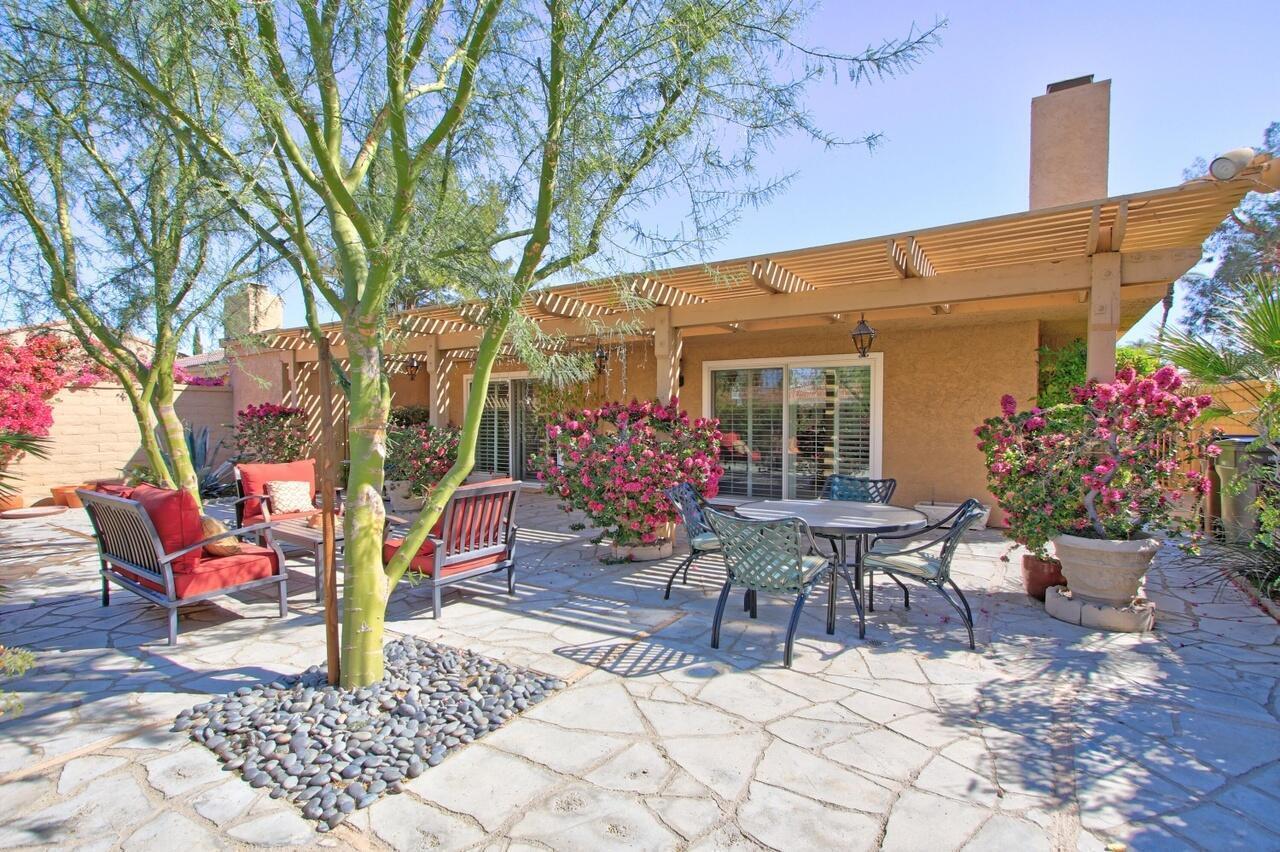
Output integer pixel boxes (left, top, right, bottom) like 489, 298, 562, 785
850, 314, 877, 358
594, 344, 609, 375
404, 355, 421, 380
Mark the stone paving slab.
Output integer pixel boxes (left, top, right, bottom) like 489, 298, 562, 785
0, 494, 1277, 850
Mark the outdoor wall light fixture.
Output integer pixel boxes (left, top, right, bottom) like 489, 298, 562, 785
405, 356, 421, 380
594, 344, 609, 375
850, 314, 877, 358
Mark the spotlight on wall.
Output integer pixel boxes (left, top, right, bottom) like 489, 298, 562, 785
1209, 147, 1256, 181
594, 344, 608, 375
850, 314, 877, 358
405, 356, 421, 380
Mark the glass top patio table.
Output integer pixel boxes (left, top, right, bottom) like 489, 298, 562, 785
733, 499, 928, 537
734, 499, 929, 640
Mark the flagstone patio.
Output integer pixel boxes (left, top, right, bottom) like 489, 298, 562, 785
0, 493, 1277, 851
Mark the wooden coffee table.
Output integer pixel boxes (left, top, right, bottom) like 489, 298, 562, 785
270, 517, 344, 602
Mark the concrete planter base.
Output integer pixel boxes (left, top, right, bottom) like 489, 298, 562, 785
609, 540, 674, 561
386, 480, 426, 513
1047, 534, 1160, 632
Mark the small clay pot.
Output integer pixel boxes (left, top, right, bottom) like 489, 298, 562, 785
0, 494, 24, 512
1021, 554, 1067, 602
51, 485, 87, 508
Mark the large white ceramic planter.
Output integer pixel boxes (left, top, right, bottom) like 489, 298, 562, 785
386, 480, 426, 513
610, 540, 674, 562
1045, 534, 1159, 632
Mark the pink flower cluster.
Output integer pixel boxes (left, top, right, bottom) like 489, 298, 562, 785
173, 364, 226, 386
386, 424, 460, 496
0, 334, 107, 461
234, 402, 310, 463
976, 366, 1219, 553
533, 397, 723, 547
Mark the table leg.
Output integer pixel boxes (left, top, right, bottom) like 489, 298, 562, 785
826, 558, 836, 636
850, 536, 865, 639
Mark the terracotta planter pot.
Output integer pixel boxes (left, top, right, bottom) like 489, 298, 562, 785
1021, 555, 1066, 601
51, 485, 87, 508
0, 494, 24, 512
386, 480, 426, 513
1050, 534, 1160, 607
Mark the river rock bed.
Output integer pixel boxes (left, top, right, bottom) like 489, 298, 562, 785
173, 637, 565, 831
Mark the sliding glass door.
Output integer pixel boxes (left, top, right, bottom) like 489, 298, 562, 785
709, 356, 880, 500
470, 376, 544, 481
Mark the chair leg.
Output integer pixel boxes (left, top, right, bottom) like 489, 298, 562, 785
936, 582, 975, 650
664, 552, 696, 600
825, 566, 837, 636
167, 608, 178, 646
101, 573, 110, 607
278, 578, 289, 618
432, 586, 442, 620
507, 564, 516, 595
889, 574, 911, 610
711, 580, 733, 649
745, 589, 757, 619
783, 587, 812, 668
947, 578, 974, 625
867, 568, 875, 612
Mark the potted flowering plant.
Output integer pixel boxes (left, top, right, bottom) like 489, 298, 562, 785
233, 403, 310, 463
977, 366, 1218, 626
384, 424, 460, 512
533, 397, 722, 561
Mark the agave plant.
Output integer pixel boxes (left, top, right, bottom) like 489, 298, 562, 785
1163, 274, 1280, 442
0, 432, 50, 500
166, 424, 233, 498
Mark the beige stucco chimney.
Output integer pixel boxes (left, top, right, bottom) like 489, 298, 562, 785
1029, 75, 1110, 209
222, 283, 284, 341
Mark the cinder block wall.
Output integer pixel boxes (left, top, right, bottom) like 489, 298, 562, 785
8, 383, 235, 505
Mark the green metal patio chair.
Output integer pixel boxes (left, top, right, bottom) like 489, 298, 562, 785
704, 508, 836, 667
822, 474, 897, 503
663, 483, 721, 599
863, 498, 986, 649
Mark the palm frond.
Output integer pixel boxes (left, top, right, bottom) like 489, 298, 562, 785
0, 433, 51, 499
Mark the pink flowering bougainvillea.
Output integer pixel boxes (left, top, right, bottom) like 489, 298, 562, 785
173, 364, 227, 386
0, 334, 106, 465
532, 397, 722, 547
975, 365, 1219, 557
233, 402, 310, 463
386, 424, 460, 497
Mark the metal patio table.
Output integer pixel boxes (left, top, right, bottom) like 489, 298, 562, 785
734, 499, 929, 638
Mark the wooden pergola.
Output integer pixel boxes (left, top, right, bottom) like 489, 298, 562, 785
255, 162, 1275, 422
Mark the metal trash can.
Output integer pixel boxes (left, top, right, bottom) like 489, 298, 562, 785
1216, 436, 1275, 544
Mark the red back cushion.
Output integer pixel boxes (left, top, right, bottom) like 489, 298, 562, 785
238, 460, 316, 522
130, 483, 203, 572
95, 482, 134, 499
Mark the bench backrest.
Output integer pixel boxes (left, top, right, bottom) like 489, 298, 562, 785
76, 489, 170, 585
436, 480, 521, 565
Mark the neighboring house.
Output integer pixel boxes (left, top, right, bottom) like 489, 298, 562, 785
225, 77, 1278, 522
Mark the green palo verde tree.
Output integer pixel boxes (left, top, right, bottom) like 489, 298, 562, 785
0, 13, 268, 507
65, 0, 941, 686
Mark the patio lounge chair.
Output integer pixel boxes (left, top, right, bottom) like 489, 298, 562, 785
822, 474, 897, 503
382, 479, 521, 619
862, 498, 986, 649
662, 483, 721, 599
78, 486, 288, 645
233, 459, 321, 530
704, 508, 835, 667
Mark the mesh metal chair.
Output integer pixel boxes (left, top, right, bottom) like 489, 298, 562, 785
863, 498, 986, 649
662, 483, 721, 599
704, 508, 834, 667
822, 475, 897, 503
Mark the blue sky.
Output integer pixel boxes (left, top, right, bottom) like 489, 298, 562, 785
279, 1, 1275, 341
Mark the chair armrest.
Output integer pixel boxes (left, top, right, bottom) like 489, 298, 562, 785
227, 493, 269, 508
164, 521, 277, 561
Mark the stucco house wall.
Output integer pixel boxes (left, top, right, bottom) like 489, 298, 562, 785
679, 320, 1039, 519
9, 383, 235, 504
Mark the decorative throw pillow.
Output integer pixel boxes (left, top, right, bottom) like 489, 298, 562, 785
201, 516, 242, 557
265, 479, 314, 514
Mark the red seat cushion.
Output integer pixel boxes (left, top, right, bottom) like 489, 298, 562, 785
110, 543, 279, 599
94, 482, 134, 498
382, 537, 504, 576
238, 460, 316, 523
130, 484, 203, 572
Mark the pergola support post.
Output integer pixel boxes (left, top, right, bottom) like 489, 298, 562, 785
654, 307, 682, 402
420, 335, 448, 428
1086, 253, 1121, 382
